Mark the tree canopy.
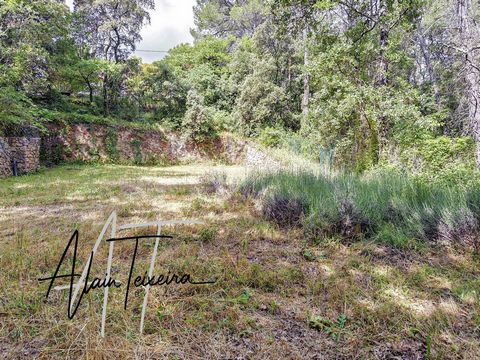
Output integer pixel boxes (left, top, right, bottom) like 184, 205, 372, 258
0, 0, 479, 182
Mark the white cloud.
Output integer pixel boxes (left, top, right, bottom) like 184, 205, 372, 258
65, 0, 196, 63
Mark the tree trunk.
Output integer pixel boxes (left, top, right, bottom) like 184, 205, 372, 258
416, 20, 440, 104
87, 82, 93, 104
81, 74, 94, 104
378, 26, 389, 86
466, 68, 480, 167
302, 26, 309, 117
103, 74, 109, 116
376, 4, 389, 160
457, 0, 480, 167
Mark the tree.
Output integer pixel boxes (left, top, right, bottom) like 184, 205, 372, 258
0, 0, 69, 95
419, 0, 480, 167
72, 0, 153, 115
192, 0, 268, 38
453, 0, 480, 168
73, 59, 103, 104
73, 0, 154, 63
273, 0, 325, 116
233, 56, 289, 135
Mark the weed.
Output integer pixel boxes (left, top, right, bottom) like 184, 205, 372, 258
198, 226, 218, 243
268, 300, 279, 314
237, 289, 252, 305
303, 249, 316, 262
308, 313, 347, 341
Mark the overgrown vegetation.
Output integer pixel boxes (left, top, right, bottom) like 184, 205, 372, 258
240, 169, 480, 250
1, 0, 479, 182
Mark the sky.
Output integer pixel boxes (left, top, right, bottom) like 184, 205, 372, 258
65, 0, 196, 63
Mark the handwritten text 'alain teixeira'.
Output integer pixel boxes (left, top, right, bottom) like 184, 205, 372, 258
38, 212, 216, 336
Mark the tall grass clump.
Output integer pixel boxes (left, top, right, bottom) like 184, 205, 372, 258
239, 169, 480, 249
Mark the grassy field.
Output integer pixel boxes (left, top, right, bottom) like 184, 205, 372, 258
0, 164, 479, 359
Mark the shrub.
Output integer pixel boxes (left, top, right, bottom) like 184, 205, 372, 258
182, 90, 217, 141
258, 126, 284, 148
397, 136, 480, 188
262, 193, 307, 228
438, 208, 478, 246
335, 197, 372, 240
0, 87, 46, 135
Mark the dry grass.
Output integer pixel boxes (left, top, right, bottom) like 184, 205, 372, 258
0, 164, 479, 359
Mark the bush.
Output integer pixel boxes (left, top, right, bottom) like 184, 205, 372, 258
182, 90, 217, 141
257, 126, 284, 148
0, 87, 45, 135
399, 136, 480, 187
262, 193, 307, 228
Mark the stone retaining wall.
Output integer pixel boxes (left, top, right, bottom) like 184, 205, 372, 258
0, 137, 40, 177
40, 123, 250, 166
0, 123, 276, 178
8, 137, 40, 174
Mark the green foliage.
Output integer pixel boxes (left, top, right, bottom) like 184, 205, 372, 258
131, 139, 143, 164
258, 126, 284, 148
182, 90, 218, 141
236, 288, 252, 305
301, 41, 444, 172
36, 109, 155, 130
193, 0, 267, 39
302, 249, 316, 262
233, 57, 289, 136
308, 313, 347, 341
105, 127, 119, 161
73, 0, 154, 62
0, 0, 68, 132
0, 87, 37, 134
0, 0, 69, 94
198, 226, 218, 242
399, 136, 480, 187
